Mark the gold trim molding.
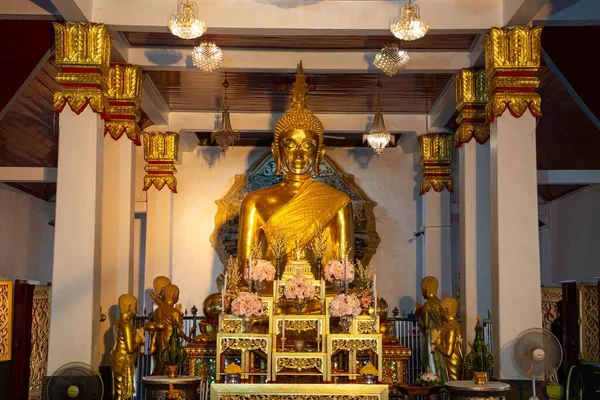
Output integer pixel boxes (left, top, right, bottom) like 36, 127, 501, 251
0, 281, 12, 361
52, 22, 111, 115
105, 64, 144, 145
418, 133, 454, 194
484, 26, 543, 122
142, 132, 179, 193
578, 283, 599, 362
455, 69, 489, 146
28, 286, 51, 400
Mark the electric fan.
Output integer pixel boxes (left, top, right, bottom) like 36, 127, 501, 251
45, 362, 104, 400
512, 328, 563, 400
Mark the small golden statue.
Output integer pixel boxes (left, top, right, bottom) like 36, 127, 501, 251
417, 276, 444, 378
110, 294, 144, 400
144, 284, 190, 375
237, 61, 353, 271
148, 276, 171, 356
432, 296, 464, 382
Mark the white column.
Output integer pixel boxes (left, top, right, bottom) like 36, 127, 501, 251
459, 140, 492, 346
98, 137, 136, 365
490, 113, 542, 379
421, 191, 452, 297
143, 189, 174, 310
47, 108, 104, 374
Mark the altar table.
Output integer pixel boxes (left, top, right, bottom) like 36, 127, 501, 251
211, 383, 389, 400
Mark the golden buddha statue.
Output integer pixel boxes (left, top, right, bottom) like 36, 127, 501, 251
148, 276, 170, 355
237, 62, 354, 272
144, 284, 191, 375
110, 294, 144, 400
417, 276, 444, 378
432, 296, 464, 382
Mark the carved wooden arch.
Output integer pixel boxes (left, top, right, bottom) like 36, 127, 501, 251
210, 154, 381, 265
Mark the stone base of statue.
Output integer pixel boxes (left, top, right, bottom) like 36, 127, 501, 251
445, 380, 510, 400
142, 375, 201, 400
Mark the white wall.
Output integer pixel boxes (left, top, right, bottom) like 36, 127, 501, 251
158, 142, 420, 314
0, 183, 55, 283
540, 184, 600, 284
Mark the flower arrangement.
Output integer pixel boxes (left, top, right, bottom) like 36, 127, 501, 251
360, 363, 378, 376
330, 293, 362, 317
249, 259, 276, 282
284, 274, 316, 300
159, 325, 188, 378
224, 362, 243, 374
324, 258, 355, 282
415, 371, 441, 387
359, 289, 373, 310
230, 291, 263, 318
354, 260, 375, 290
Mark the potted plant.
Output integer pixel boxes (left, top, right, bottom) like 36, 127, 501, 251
463, 317, 495, 385
360, 363, 379, 384
415, 370, 442, 387
396, 368, 443, 398
159, 325, 188, 378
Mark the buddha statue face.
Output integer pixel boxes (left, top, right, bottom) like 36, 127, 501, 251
421, 276, 438, 299
273, 128, 323, 177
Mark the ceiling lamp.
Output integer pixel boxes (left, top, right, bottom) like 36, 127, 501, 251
373, 44, 409, 77
390, 0, 429, 41
168, 0, 207, 39
211, 78, 240, 152
363, 80, 395, 155
191, 42, 223, 72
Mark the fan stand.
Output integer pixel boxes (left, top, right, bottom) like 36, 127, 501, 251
529, 378, 539, 400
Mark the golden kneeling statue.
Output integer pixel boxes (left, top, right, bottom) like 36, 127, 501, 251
110, 294, 144, 400
417, 276, 444, 378
144, 284, 191, 375
432, 296, 464, 382
237, 62, 354, 272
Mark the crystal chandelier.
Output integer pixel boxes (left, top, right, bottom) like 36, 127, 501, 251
168, 0, 207, 39
211, 78, 240, 152
191, 42, 223, 72
373, 44, 410, 77
363, 81, 394, 155
390, 0, 429, 41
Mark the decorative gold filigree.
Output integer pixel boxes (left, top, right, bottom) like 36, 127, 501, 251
28, 286, 51, 400
418, 133, 454, 194
541, 287, 562, 332
142, 132, 179, 193
484, 26, 543, 122
0, 281, 12, 361
220, 396, 379, 400
220, 338, 268, 353
105, 64, 144, 144
356, 320, 377, 334
276, 356, 323, 372
52, 22, 111, 115
277, 319, 316, 334
331, 338, 379, 353
455, 69, 489, 146
221, 319, 243, 333
578, 283, 599, 362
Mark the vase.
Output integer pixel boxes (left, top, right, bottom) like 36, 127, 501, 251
294, 340, 306, 352
340, 315, 352, 333
254, 280, 264, 295
276, 258, 282, 280
240, 317, 253, 333
334, 280, 347, 295
295, 299, 306, 315
472, 371, 487, 385
316, 257, 322, 279
165, 365, 178, 379
225, 374, 241, 384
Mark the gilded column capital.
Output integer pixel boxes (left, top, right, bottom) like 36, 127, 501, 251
52, 22, 111, 115
142, 132, 179, 193
455, 69, 489, 147
104, 64, 144, 145
418, 133, 454, 194
484, 26, 543, 122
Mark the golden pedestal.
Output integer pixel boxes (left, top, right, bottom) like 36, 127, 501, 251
211, 383, 389, 400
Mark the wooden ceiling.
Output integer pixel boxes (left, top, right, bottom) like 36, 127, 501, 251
124, 32, 477, 51
147, 70, 452, 113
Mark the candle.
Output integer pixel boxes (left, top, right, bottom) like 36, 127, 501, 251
344, 255, 348, 282
317, 319, 321, 336
282, 319, 286, 338
221, 271, 228, 313
247, 257, 251, 282
373, 274, 378, 318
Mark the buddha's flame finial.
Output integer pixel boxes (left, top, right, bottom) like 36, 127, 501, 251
289, 61, 309, 110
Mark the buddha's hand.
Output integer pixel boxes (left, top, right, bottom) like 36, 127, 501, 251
136, 328, 145, 341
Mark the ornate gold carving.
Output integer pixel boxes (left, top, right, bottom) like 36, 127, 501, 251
221, 319, 243, 334
356, 320, 377, 334
52, 23, 111, 115
28, 286, 51, 400
0, 281, 12, 361
220, 396, 379, 400
277, 319, 316, 334
331, 338, 379, 353
541, 287, 562, 332
276, 356, 323, 372
220, 337, 268, 353
578, 283, 599, 362
105, 64, 144, 144
142, 132, 179, 193
455, 69, 489, 146
484, 26, 543, 122
418, 133, 454, 194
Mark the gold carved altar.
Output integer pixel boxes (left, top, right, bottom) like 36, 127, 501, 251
211, 383, 389, 400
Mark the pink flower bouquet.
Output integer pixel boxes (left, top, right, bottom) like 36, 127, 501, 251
324, 258, 355, 282
284, 274, 316, 300
249, 259, 276, 282
415, 372, 441, 387
330, 294, 362, 317
231, 291, 263, 318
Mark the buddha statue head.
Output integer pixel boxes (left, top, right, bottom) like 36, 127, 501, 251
273, 61, 325, 178
118, 294, 137, 318
421, 276, 439, 299
153, 276, 171, 300
440, 296, 458, 321
163, 284, 180, 306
